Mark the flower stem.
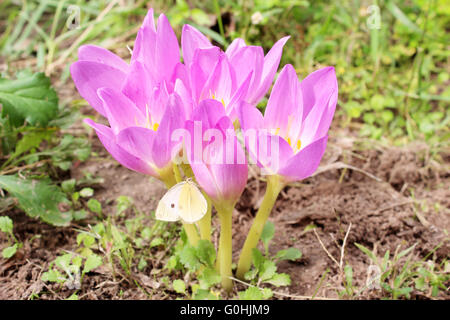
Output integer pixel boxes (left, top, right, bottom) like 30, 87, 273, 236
159, 164, 199, 246
180, 163, 212, 241
216, 203, 234, 292
236, 175, 284, 279
198, 195, 212, 241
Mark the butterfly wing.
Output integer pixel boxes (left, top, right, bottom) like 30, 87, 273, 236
155, 183, 184, 222
177, 182, 208, 223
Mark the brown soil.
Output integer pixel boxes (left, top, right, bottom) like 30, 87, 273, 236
1, 131, 448, 300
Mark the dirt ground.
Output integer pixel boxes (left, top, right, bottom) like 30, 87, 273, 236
1, 124, 448, 299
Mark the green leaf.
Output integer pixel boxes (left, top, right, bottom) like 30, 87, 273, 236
41, 269, 64, 283
0, 216, 13, 234
385, 0, 422, 33
150, 237, 164, 248
261, 288, 273, 299
193, 289, 219, 300
275, 247, 302, 261
173, 279, 186, 294
87, 198, 102, 214
0, 175, 72, 226
13, 130, 50, 158
252, 248, 264, 270
344, 264, 353, 288
2, 243, 17, 258
138, 257, 147, 271
244, 268, 259, 281
261, 221, 275, 250
198, 267, 221, 289
72, 209, 88, 221
179, 244, 201, 271
83, 254, 102, 274
239, 286, 263, 300
354, 243, 377, 263
0, 72, 58, 127
195, 240, 216, 267
259, 260, 277, 281
61, 179, 76, 193
116, 195, 133, 215
264, 273, 291, 287
55, 253, 73, 271
79, 187, 94, 198
66, 293, 78, 300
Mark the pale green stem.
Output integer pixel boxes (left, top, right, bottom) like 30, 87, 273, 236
159, 164, 199, 246
236, 175, 284, 279
216, 202, 234, 292
198, 195, 212, 241
180, 163, 212, 241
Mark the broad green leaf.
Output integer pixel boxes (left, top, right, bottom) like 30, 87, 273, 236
87, 198, 102, 214
239, 286, 263, 300
195, 240, 216, 267
264, 273, 291, 287
61, 179, 76, 193
0, 175, 72, 226
79, 187, 94, 198
0, 216, 13, 234
173, 279, 186, 294
261, 288, 273, 299
2, 243, 17, 258
83, 254, 102, 274
55, 253, 73, 271
179, 244, 201, 271
252, 248, 264, 271
275, 247, 302, 261
259, 260, 277, 281
198, 267, 221, 289
193, 289, 219, 300
41, 269, 64, 283
13, 130, 51, 158
150, 237, 164, 248
261, 221, 275, 249
0, 72, 58, 127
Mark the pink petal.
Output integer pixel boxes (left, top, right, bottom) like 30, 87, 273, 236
155, 14, 180, 82
299, 67, 338, 146
200, 54, 235, 105
189, 47, 221, 102
251, 36, 290, 104
225, 38, 246, 59
121, 60, 154, 114
277, 135, 328, 182
264, 64, 302, 138
230, 46, 264, 98
70, 61, 127, 117
78, 45, 129, 73
117, 126, 156, 164
152, 94, 185, 168
192, 99, 227, 129
300, 66, 338, 121
182, 24, 212, 67
97, 87, 145, 134
84, 119, 156, 176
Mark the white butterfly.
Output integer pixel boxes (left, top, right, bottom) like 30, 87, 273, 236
155, 180, 208, 223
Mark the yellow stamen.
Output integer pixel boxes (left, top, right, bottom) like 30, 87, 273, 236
296, 139, 301, 150
152, 123, 159, 131
286, 137, 292, 146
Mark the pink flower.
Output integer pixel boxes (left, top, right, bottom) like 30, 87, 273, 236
184, 100, 248, 207
238, 64, 338, 182
176, 25, 289, 120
